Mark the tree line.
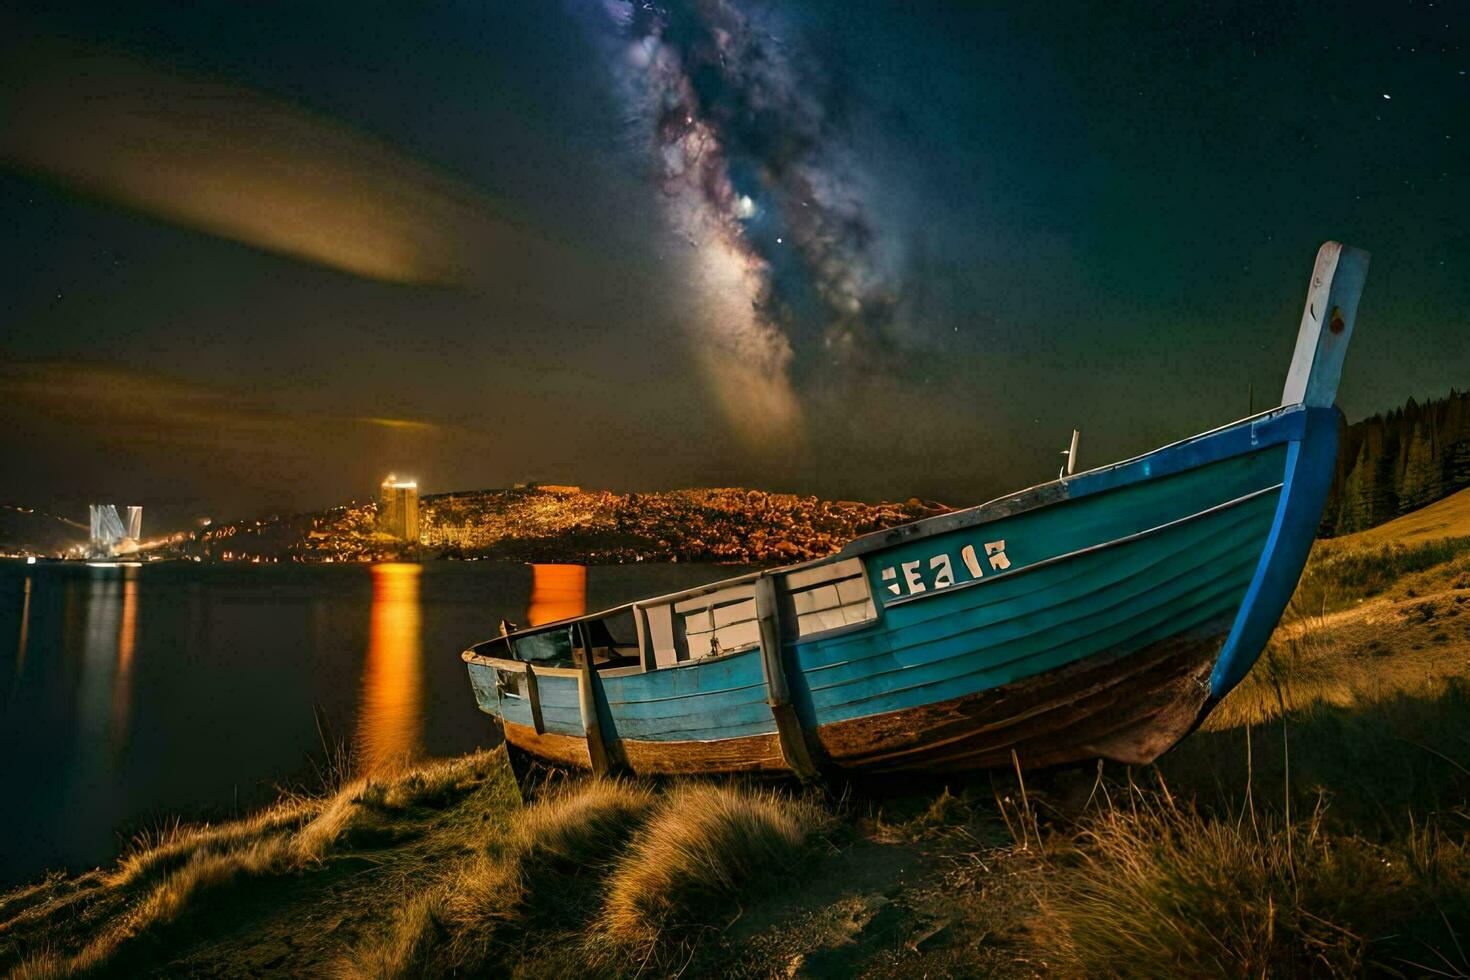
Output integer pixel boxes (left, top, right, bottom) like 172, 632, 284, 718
1322, 388, 1470, 536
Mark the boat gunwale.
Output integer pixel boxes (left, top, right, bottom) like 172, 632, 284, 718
459, 653, 581, 677
837, 403, 1300, 558
470, 403, 1304, 651
461, 642, 768, 676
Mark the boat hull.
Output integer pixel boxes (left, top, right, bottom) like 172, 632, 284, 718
811, 615, 1229, 773
464, 405, 1340, 777
500, 619, 1224, 775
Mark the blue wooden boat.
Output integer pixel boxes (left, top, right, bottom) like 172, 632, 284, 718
462, 242, 1369, 777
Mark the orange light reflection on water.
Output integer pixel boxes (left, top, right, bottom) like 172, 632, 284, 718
16, 577, 32, 675
526, 564, 587, 626
110, 569, 138, 740
357, 563, 423, 775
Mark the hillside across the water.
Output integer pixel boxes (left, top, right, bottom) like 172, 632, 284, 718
187, 486, 943, 565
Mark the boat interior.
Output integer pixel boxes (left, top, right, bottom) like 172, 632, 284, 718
466, 557, 876, 677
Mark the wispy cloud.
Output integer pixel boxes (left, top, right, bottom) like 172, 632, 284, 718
353, 417, 440, 432
0, 360, 444, 451
0, 45, 514, 285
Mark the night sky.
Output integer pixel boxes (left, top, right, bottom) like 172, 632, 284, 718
2, 2, 1467, 530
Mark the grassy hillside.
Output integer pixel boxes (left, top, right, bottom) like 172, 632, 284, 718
1332, 484, 1470, 548
5, 506, 1470, 977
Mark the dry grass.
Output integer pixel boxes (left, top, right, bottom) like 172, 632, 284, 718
1334, 486, 1470, 548
1289, 534, 1470, 618
602, 782, 833, 948
341, 778, 834, 978
1206, 527, 1470, 732
10, 837, 300, 977
2, 749, 514, 978
508, 778, 659, 877
347, 892, 448, 980
341, 778, 659, 978
1030, 782, 1470, 979
354, 751, 494, 813
106, 798, 316, 891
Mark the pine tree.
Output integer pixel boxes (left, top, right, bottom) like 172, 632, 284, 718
1324, 387, 1470, 535
1398, 422, 1441, 514
1335, 437, 1376, 534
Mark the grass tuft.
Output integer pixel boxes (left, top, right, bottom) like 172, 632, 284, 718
508, 778, 658, 875
344, 891, 449, 980
340, 779, 833, 977
602, 782, 832, 948
107, 799, 315, 891
339, 778, 658, 979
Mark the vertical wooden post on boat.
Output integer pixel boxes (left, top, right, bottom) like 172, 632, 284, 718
754, 575, 820, 780
1067, 429, 1080, 476
574, 622, 616, 775
1280, 242, 1370, 409
634, 604, 653, 671
502, 619, 544, 735
524, 662, 544, 735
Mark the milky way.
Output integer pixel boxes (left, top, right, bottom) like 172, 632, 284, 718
590, 0, 902, 449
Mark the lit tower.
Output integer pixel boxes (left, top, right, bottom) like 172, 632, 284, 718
378, 475, 420, 542
88, 504, 141, 557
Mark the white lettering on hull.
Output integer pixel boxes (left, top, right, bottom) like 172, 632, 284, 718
880, 539, 1013, 603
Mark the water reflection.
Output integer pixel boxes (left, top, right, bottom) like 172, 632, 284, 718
2, 560, 731, 886
15, 576, 31, 676
111, 572, 138, 741
526, 564, 587, 626
76, 569, 139, 752
356, 563, 423, 774
57, 565, 142, 846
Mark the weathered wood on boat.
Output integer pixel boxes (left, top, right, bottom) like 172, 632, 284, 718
813, 616, 1228, 772
634, 604, 652, 670
574, 622, 615, 775
503, 720, 592, 769
755, 574, 820, 780
524, 661, 544, 735
619, 732, 788, 774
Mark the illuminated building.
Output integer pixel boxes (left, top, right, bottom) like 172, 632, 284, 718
88, 504, 142, 557
378, 475, 420, 542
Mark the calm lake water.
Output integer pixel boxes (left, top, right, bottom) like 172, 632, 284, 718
0, 560, 738, 887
